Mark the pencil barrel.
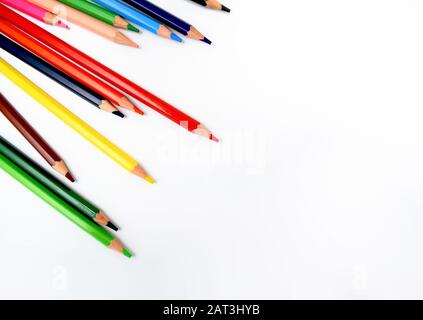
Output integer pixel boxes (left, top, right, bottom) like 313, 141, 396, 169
0, 57, 139, 172
0, 34, 104, 108
0, 136, 99, 219
91, 0, 161, 34
57, 0, 124, 27
0, 151, 113, 247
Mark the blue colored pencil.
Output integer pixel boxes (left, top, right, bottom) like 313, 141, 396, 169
91, 0, 182, 42
120, 0, 211, 44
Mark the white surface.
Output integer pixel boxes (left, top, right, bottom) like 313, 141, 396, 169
1, 0, 423, 299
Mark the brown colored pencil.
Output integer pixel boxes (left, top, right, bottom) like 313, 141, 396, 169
28, 0, 139, 48
0, 92, 75, 182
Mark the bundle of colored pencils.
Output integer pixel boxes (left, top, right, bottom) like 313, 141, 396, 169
0, 0, 230, 45
0, 0, 229, 257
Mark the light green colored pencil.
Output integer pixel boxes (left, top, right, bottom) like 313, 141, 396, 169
0, 144, 132, 257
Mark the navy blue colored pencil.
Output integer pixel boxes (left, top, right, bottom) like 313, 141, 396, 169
0, 34, 124, 118
120, 0, 211, 44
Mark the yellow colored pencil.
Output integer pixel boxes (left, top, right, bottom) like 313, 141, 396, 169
0, 57, 154, 183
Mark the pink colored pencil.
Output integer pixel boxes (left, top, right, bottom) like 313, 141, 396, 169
0, 0, 69, 29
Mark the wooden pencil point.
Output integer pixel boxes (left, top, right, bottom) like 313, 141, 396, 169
157, 24, 174, 40
132, 165, 155, 183
52, 160, 74, 180
99, 99, 119, 113
118, 96, 142, 114
94, 210, 117, 231
193, 124, 217, 141
113, 32, 139, 48
187, 25, 209, 42
108, 238, 130, 257
44, 13, 69, 28
113, 15, 130, 29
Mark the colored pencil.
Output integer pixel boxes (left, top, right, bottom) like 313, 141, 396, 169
57, 0, 139, 32
0, 93, 75, 182
91, 0, 182, 42
0, 19, 143, 115
0, 0, 69, 29
27, 0, 138, 47
0, 147, 131, 257
121, 0, 211, 44
188, 0, 230, 12
0, 5, 218, 141
0, 136, 118, 231
0, 57, 154, 183
0, 35, 124, 118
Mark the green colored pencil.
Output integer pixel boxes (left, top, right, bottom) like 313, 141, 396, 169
0, 143, 132, 257
0, 136, 118, 231
57, 0, 139, 32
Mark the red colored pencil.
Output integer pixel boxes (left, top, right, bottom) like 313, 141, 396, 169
0, 4, 217, 141
0, 19, 143, 115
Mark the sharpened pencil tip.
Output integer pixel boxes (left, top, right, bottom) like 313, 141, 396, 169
132, 165, 154, 184
211, 134, 219, 143
221, 5, 231, 12
128, 24, 140, 33
144, 176, 156, 184
134, 107, 144, 115
106, 221, 119, 232
112, 110, 125, 118
123, 248, 133, 258
202, 37, 212, 45
171, 33, 183, 42
65, 172, 75, 182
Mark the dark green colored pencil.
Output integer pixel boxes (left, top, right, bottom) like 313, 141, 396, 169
0, 135, 118, 231
0, 141, 131, 257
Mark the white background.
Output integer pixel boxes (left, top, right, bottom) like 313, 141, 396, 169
1, 0, 423, 299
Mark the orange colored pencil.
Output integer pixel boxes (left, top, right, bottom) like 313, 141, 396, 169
28, 0, 138, 47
